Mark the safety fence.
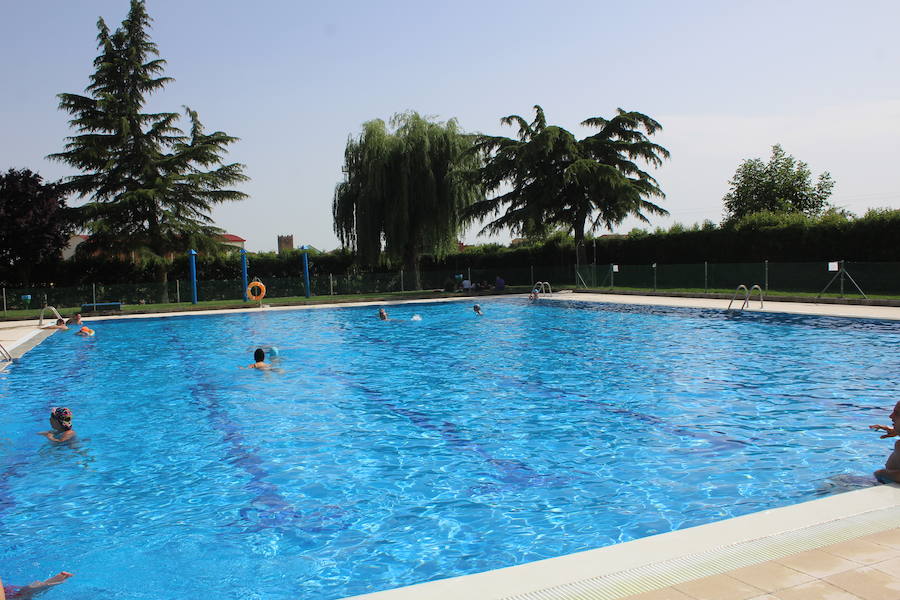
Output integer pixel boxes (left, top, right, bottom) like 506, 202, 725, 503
2, 261, 897, 315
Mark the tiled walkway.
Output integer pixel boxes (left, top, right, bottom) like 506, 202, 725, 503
630, 528, 900, 600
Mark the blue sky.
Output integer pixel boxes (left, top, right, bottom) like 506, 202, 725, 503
3, 1, 899, 252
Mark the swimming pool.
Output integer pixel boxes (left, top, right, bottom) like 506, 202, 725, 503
0, 299, 897, 599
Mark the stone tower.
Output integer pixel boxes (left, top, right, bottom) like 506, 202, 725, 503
277, 235, 294, 255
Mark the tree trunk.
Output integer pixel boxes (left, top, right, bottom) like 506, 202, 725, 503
573, 210, 588, 267
155, 261, 170, 304
403, 246, 421, 290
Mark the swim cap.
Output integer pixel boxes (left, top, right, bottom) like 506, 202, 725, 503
50, 407, 73, 431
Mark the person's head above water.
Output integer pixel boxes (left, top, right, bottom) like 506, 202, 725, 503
50, 406, 73, 432
254, 348, 265, 363
473, 304, 483, 315
378, 308, 388, 320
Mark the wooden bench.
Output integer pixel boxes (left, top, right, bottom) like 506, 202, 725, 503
81, 302, 123, 313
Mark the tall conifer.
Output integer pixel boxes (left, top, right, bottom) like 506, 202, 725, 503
50, 0, 247, 301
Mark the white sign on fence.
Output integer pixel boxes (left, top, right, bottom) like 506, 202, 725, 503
828, 261, 839, 272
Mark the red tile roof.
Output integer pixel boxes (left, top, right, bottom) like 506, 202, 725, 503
220, 234, 246, 242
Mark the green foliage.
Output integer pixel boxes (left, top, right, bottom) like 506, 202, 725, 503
49, 0, 247, 297
469, 105, 670, 260
0, 169, 72, 285
333, 111, 482, 289
722, 145, 834, 224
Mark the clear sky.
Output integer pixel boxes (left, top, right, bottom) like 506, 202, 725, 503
3, 1, 899, 252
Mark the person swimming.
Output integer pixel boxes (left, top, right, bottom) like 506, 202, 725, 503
75, 325, 95, 337
242, 348, 270, 370
473, 304, 484, 316
41, 319, 68, 330
38, 407, 76, 443
2, 571, 73, 599
378, 308, 389, 321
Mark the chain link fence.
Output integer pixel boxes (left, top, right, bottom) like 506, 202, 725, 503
3, 261, 898, 316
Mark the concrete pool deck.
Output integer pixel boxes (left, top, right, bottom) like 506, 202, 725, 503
3, 293, 900, 599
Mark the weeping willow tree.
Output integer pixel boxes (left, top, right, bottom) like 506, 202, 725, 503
333, 112, 482, 289
469, 105, 669, 265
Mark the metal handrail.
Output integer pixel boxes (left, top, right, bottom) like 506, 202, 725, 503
727, 285, 749, 310
727, 284, 764, 310
531, 281, 552, 295
38, 305, 65, 326
747, 284, 765, 309
0, 342, 12, 362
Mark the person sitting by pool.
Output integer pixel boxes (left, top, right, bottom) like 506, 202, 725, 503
65, 313, 82, 326
2, 571, 73, 599
37, 407, 75, 443
241, 348, 270, 370
75, 326, 95, 337
378, 308, 389, 321
41, 319, 67, 331
473, 304, 484, 316
871, 400, 900, 484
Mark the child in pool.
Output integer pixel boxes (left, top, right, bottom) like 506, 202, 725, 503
2, 572, 73, 599
871, 400, 900, 484
37, 407, 75, 443
75, 326, 95, 337
473, 304, 484, 316
241, 348, 270, 370
41, 319, 67, 331
378, 308, 389, 321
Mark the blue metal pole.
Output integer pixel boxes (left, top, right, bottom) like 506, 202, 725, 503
301, 245, 311, 298
188, 249, 198, 304
240, 249, 249, 302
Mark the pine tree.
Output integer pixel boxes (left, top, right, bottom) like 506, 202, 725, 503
49, 0, 247, 301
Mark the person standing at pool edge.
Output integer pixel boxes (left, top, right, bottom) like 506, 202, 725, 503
871, 400, 900, 484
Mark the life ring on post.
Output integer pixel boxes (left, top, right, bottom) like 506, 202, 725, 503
247, 281, 266, 302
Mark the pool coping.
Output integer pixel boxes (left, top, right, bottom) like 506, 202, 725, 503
4, 292, 900, 599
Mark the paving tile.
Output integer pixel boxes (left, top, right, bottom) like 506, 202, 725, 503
623, 587, 695, 599
672, 573, 764, 600
871, 556, 900, 576
774, 580, 864, 600
819, 539, 900, 565
825, 566, 900, 600
859, 528, 900, 550
777, 549, 862, 578
728, 561, 814, 592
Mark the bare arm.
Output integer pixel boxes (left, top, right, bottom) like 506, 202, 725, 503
870, 425, 897, 439
37, 430, 75, 443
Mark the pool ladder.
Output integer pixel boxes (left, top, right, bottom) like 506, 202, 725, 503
530, 281, 552, 299
0, 342, 12, 369
38, 305, 65, 326
728, 284, 764, 310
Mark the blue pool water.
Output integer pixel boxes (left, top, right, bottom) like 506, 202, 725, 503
0, 299, 898, 599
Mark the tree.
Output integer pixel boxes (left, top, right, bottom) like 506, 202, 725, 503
467, 105, 670, 265
333, 112, 482, 289
0, 169, 72, 284
722, 144, 834, 225
49, 0, 247, 301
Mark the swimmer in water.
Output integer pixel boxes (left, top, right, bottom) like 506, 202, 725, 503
378, 308, 389, 321
241, 348, 270, 370
2, 571, 73, 599
473, 304, 484, 316
41, 319, 68, 330
871, 400, 900, 484
37, 407, 76, 443
75, 326, 95, 337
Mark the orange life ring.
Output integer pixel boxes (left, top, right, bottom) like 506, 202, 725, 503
247, 281, 266, 301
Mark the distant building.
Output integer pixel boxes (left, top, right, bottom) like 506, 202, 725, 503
277, 235, 294, 254
220, 234, 246, 250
